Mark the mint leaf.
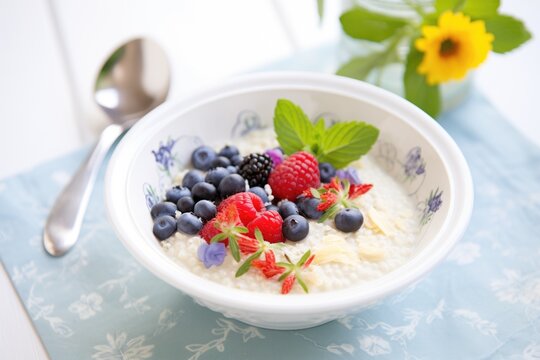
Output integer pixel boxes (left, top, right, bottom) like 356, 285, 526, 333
274, 99, 314, 155
462, 0, 499, 18
318, 121, 379, 168
403, 44, 441, 118
340, 7, 409, 42
484, 15, 532, 54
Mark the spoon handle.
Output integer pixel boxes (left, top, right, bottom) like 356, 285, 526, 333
43, 124, 124, 256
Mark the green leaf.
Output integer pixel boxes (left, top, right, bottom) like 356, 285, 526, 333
434, 0, 464, 13
229, 238, 240, 262
336, 51, 387, 81
340, 7, 409, 42
278, 270, 292, 282
317, 121, 379, 168
234, 226, 248, 234
254, 228, 264, 243
297, 250, 312, 267
235, 250, 262, 277
462, 0, 499, 18
403, 44, 441, 118
318, 204, 341, 223
210, 233, 227, 243
296, 275, 309, 293
484, 15, 532, 54
273, 99, 315, 155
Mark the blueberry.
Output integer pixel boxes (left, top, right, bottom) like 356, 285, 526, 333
205, 167, 229, 187
334, 208, 364, 232
249, 186, 269, 203
282, 215, 309, 241
182, 170, 205, 190
150, 201, 177, 219
278, 200, 299, 219
298, 197, 323, 220
211, 156, 231, 169
177, 213, 203, 235
266, 204, 279, 212
218, 145, 239, 159
192, 182, 217, 201
218, 174, 246, 198
177, 196, 195, 213
153, 215, 177, 240
191, 145, 216, 171
230, 154, 243, 166
319, 162, 336, 183
194, 200, 217, 221
165, 186, 191, 203
226, 165, 238, 174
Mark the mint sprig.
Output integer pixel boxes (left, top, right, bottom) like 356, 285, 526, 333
273, 99, 379, 169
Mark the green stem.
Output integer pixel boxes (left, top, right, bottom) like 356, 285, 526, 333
402, 0, 427, 18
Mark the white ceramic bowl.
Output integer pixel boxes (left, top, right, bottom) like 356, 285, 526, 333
105, 72, 473, 330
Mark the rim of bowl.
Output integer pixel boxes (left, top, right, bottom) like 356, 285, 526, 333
105, 71, 474, 315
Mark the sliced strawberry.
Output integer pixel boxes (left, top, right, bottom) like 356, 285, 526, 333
247, 210, 284, 244
218, 192, 265, 225
200, 218, 226, 245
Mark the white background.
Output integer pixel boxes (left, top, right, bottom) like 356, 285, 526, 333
1, 1, 539, 358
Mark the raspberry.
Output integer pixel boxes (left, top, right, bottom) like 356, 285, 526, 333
200, 218, 224, 244
268, 151, 320, 201
238, 153, 273, 187
218, 192, 265, 224
246, 210, 284, 243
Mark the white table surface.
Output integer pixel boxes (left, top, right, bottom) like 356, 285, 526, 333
1, 1, 538, 358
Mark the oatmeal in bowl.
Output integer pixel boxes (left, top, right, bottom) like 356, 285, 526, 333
105, 72, 473, 329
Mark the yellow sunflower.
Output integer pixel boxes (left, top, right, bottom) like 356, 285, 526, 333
415, 11, 494, 85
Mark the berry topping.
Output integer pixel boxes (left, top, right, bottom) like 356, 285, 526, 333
298, 197, 323, 220
211, 156, 231, 169
218, 145, 240, 159
194, 200, 217, 221
191, 182, 217, 202
150, 201, 177, 219
177, 196, 195, 213
318, 162, 336, 183
304, 177, 373, 227
246, 210, 284, 244
282, 215, 309, 241
200, 204, 247, 261
191, 145, 216, 171
165, 186, 191, 203
238, 153, 273, 187
226, 165, 238, 174
334, 208, 364, 233
248, 186, 269, 203
205, 167, 229, 187
152, 215, 177, 240
182, 170, 205, 190
218, 192, 265, 224
218, 174, 246, 198
177, 213, 203, 234
268, 151, 320, 201
230, 155, 243, 166
277, 200, 299, 219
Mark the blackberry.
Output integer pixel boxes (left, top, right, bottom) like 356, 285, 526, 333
238, 153, 273, 187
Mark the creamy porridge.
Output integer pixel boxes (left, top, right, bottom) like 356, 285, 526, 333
158, 128, 420, 294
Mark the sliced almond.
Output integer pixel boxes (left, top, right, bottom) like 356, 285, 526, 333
366, 208, 394, 235
313, 235, 357, 265
358, 246, 385, 262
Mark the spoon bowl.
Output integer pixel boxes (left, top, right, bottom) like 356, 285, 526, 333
43, 38, 170, 256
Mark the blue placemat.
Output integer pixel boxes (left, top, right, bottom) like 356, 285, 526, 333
2, 88, 540, 360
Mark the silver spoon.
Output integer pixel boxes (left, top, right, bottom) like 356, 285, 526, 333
43, 38, 170, 256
